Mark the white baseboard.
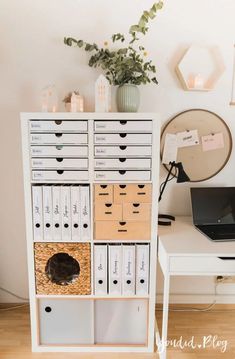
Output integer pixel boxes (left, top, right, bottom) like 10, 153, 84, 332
156, 293, 235, 304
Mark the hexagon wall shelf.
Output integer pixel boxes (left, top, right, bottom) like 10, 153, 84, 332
176, 45, 225, 91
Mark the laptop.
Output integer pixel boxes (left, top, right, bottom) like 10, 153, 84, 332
191, 187, 235, 242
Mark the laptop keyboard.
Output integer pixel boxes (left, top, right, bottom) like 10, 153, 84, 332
197, 224, 235, 241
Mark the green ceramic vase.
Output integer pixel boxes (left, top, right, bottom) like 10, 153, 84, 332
116, 84, 140, 112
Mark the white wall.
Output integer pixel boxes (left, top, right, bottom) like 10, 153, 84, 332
1, 0, 235, 302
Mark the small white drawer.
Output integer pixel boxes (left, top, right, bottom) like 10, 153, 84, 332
31, 146, 88, 158
94, 158, 151, 169
30, 133, 88, 145
95, 170, 151, 181
95, 146, 152, 157
94, 133, 152, 145
170, 256, 235, 274
32, 170, 88, 181
94, 120, 152, 133
31, 158, 88, 169
30, 120, 88, 132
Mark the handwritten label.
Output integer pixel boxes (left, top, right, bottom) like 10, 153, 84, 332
177, 129, 199, 148
201, 133, 224, 152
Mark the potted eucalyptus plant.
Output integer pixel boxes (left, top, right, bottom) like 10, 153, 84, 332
64, 1, 163, 112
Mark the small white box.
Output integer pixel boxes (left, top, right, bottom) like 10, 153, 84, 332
30, 120, 88, 133
94, 146, 152, 158
30, 133, 88, 145
32, 170, 89, 181
94, 170, 151, 181
94, 158, 151, 169
94, 133, 152, 145
94, 120, 152, 133
31, 158, 88, 169
31, 145, 88, 158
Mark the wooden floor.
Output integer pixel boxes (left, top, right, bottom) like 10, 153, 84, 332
0, 304, 235, 359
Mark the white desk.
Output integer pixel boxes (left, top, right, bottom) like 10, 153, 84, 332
156, 216, 235, 359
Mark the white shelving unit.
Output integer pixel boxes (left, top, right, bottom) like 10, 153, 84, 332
21, 112, 160, 353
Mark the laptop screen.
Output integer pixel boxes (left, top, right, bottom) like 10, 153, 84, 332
191, 187, 235, 226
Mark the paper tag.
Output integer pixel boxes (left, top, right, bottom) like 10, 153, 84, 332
162, 133, 178, 164
201, 133, 224, 152
177, 129, 199, 148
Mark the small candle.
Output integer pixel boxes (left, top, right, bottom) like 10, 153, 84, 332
193, 74, 204, 89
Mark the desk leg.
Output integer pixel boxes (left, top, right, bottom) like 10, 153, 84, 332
161, 273, 170, 359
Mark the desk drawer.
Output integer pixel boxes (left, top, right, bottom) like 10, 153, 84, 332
95, 170, 150, 181
170, 256, 235, 274
31, 146, 88, 158
94, 158, 151, 170
94, 184, 113, 203
114, 184, 152, 203
94, 120, 152, 133
30, 133, 88, 145
32, 170, 88, 181
95, 221, 150, 240
94, 203, 122, 221
123, 203, 151, 221
95, 146, 152, 158
30, 120, 88, 132
94, 133, 152, 145
31, 158, 88, 169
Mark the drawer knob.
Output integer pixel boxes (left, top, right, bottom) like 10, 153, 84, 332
55, 133, 63, 138
119, 158, 126, 163
119, 185, 126, 189
100, 185, 107, 189
119, 170, 126, 175
120, 120, 127, 125
119, 222, 126, 226
57, 170, 64, 175
113, 280, 118, 284
119, 133, 127, 138
56, 158, 64, 162
105, 203, 112, 208
119, 146, 126, 150
55, 120, 62, 125
45, 306, 52, 313
56, 145, 63, 150
133, 203, 140, 207
138, 184, 145, 189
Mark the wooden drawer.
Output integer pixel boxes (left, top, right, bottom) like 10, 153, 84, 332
94, 158, 151, 170
170, 256, 235, 274
114, 184, 152, 203
95, 171, 151, 181
31, 158, 88, 169
95, 221, 150, 240
32, 170, 88, 181
31, 146, 88, 158
30, 133, 88, 145
94, 133, 152, 145
123, 203, 151, 221
94, 184, 113, 203
94, 203, 122, 221
94, 146, 152, 158
94, 120, 152, 133
30, 120, 88, 132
